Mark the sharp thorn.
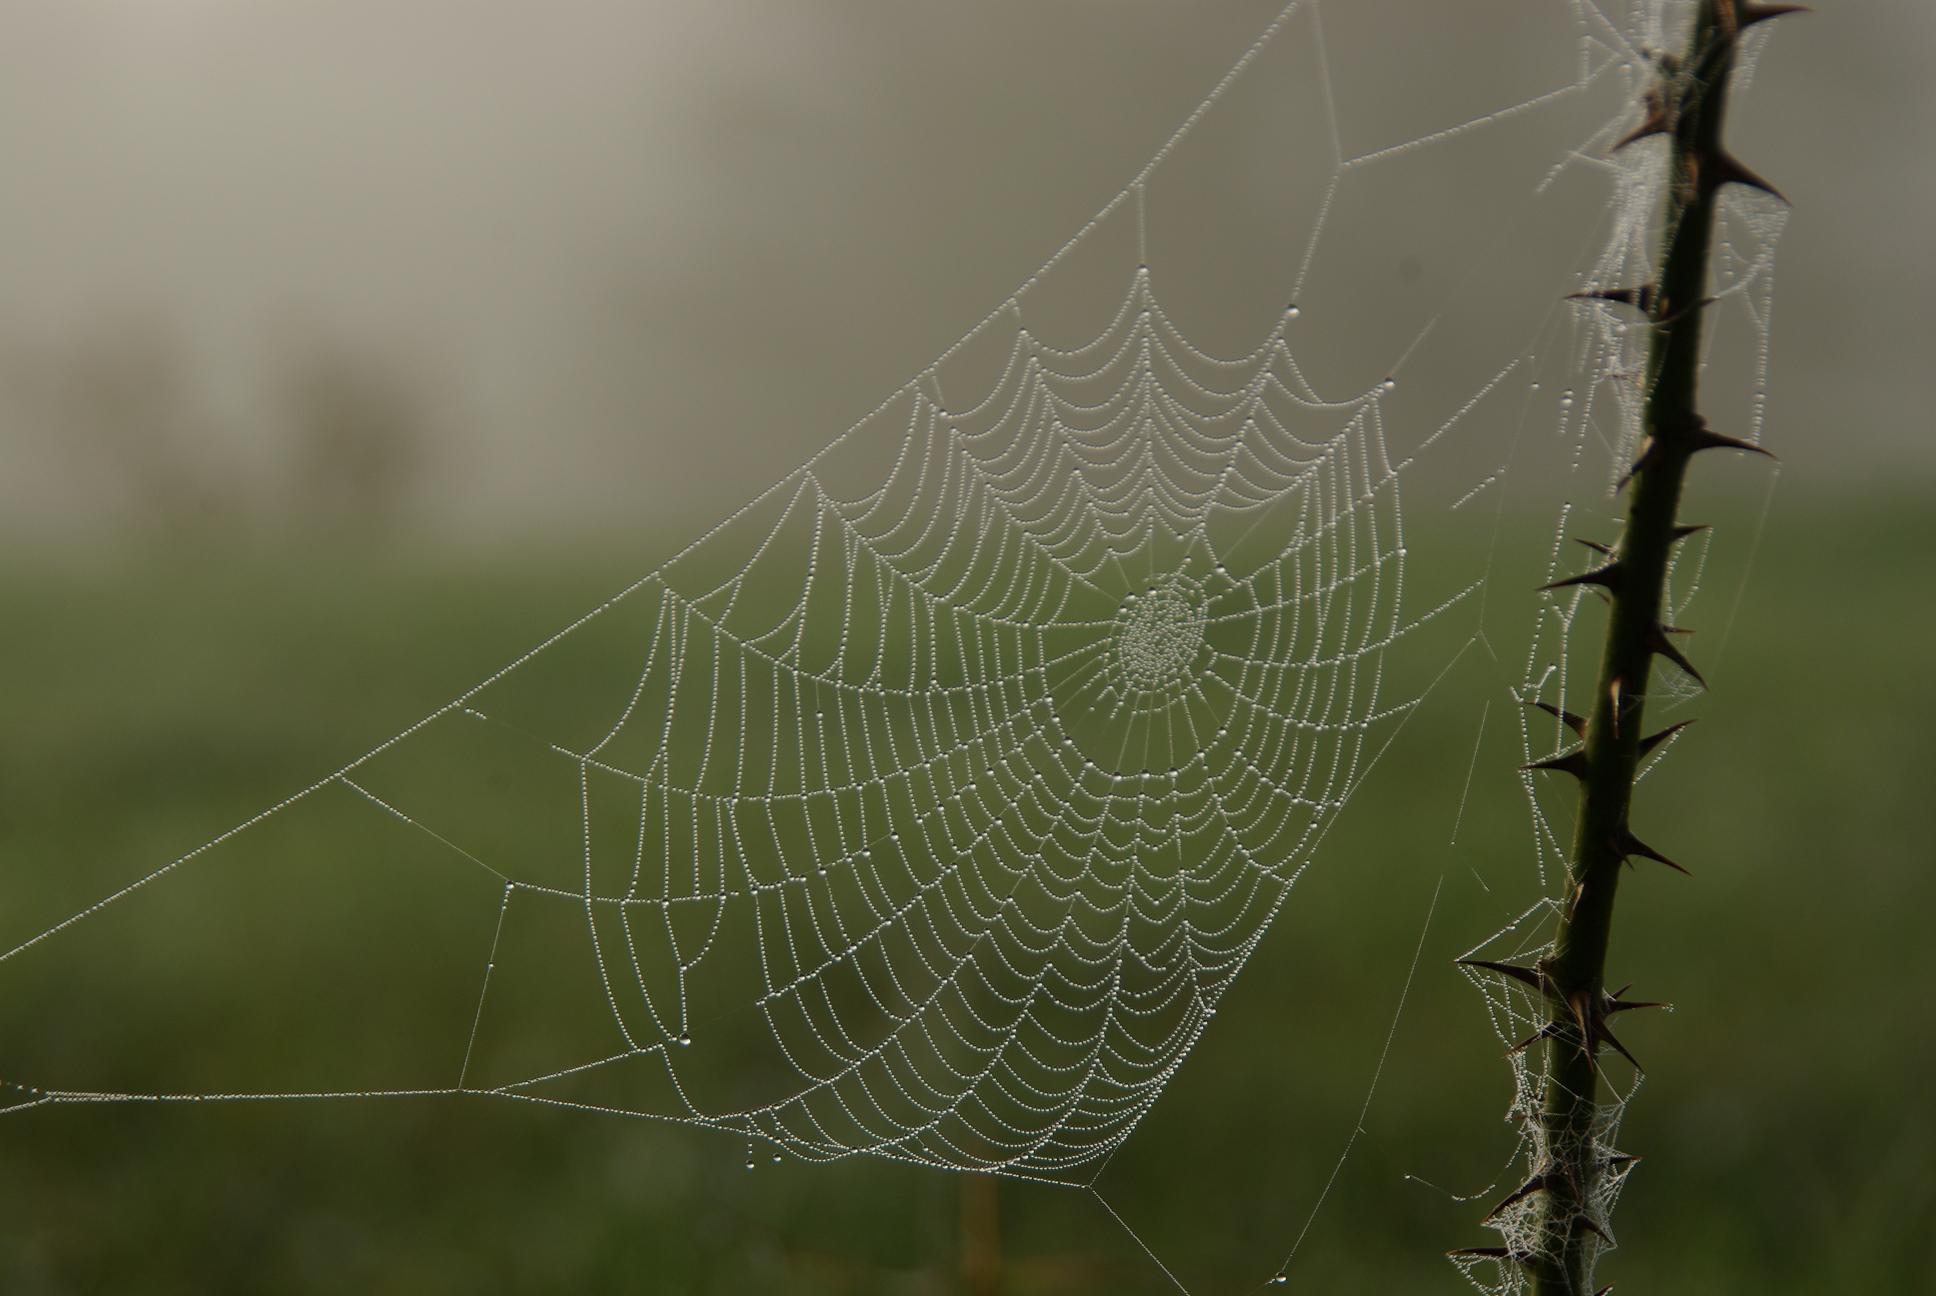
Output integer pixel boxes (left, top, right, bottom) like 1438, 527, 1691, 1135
1524, 750, 1589, 780
1639, 718, 1696, 755
1597, 1018, 1644, 1072
1565, 988, 1598, 1054
1707, 149, 1788, 203
1606, 982, 1670, 1015
1671, 522, 1711, 542
1619, 827, 1691, 875
1507, 1022, 1562, 1056
1529, 700, 1587, 737
1646, 621, 1708, 686
1739, 3, 1811, 28
1574, 537, 1616, 557
1567, 285, 1658, 315
1484, 1170, 1564, 1222
1691, 423, 1779, 462
1447, 1246, 1517, 1261
1658, 293, 1721, 328
1576, 1215, 1614, 1245
1458, 958, 1545, 992
1612, 106, 1670, 152
1595, 1286, 1616, 1296
1541, 561, 1623, 594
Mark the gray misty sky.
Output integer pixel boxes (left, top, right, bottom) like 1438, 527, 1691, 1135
0, 0, 1929, 542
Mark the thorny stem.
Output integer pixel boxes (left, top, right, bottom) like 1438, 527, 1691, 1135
1516, 3, 1792, 1292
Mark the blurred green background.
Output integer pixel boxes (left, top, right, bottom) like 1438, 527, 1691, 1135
3, 0, 1932, 1292
3, 492, 1930, 1293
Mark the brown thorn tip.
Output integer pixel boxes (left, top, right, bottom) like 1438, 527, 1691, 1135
1529, 699, 1587, 736
1575, 537, 1616, 557
1672, 522, 1711, 542
1598, 1018, 1643, 1072
1458, 958, 1544, 991
1619, 828, 1691, 876
1541, 562, 1623, 594
1646, 621, 1708, 687
1740, 3, 1811, 28
1709, 150, 1789, 203
1691, 424, 1779, 462
1524, 750, 1589, 781
1484, 1170, 1563, 1223
1659, 294, 1721, 328
1639, 718, 1696, 755
1507, 1022, 1561, 1056
1611, 108, 1670, 152
1567, 285, 1658, 315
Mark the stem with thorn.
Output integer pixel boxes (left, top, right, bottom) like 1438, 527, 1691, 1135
1462, 3, 1797, 1292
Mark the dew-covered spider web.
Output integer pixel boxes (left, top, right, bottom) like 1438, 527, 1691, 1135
0, 0, 1784, 1287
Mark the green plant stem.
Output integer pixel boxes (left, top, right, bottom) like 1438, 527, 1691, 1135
1529, 3, 1748, 1291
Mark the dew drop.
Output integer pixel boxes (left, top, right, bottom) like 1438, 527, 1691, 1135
1285, 304, 1301, 319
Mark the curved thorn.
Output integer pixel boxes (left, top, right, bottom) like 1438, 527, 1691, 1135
1638, 718, 1696, 756
1691, 423, 1779, 462
1508, 1021, 1563, 1056
1708, 149, 1788, 203
1458, 958, 1545, 991
1484, 1170, 1564, 1222
1597, 1018, 1643, 1072
1524, 750, 1589, 781
1646, 621, 1707, 686
1739, 3, 1811, 29
1567, 285, 1658, 315
1657, 292, 1720, 328
1448, 1246, 1524, 1263
1612, 105, 1670, 152
1618, 828, 1690, 876
1541, 562, 1623, 594
1529, 699, 1587, 736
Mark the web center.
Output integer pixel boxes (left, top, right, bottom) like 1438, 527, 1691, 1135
1113, 582, 1206, 693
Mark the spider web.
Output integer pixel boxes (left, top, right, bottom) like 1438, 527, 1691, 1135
0, 0, 1780, 1280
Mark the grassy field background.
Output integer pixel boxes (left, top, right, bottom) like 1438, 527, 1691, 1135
0, 486, 1927, 1294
